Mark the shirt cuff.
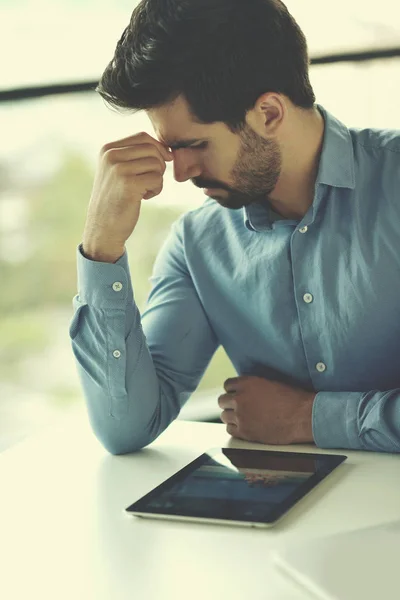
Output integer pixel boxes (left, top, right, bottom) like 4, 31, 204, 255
312, 390, 364, 450
76, 243, 134, 309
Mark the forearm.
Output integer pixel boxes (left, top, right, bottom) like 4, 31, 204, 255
312, 389, 400, 453
70, 246, 165, 454
70, 230, 219, 454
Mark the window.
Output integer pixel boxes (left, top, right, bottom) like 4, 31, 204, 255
1, 0, 399, 449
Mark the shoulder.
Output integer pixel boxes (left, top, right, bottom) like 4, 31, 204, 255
349, 126, 400, 196
350, 126, 400, 156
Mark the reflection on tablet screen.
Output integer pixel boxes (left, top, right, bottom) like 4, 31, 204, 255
134, 449, 336, 522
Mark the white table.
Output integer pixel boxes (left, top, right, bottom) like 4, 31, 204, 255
1, 410, 399, 600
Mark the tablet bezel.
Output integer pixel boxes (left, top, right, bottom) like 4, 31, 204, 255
125, 448, 347, 527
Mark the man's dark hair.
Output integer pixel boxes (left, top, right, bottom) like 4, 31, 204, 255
97, 0, 315, 133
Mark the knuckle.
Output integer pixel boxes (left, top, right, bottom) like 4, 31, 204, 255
152, 170, 163, 183
136, 131, 150, 140
112, 161, 124, 175
151, 155, 164, 169
218, 392, 229, 405
101, 148, 116, 165
226, 423, 236, 436
100, 143, 113, 156
151, 156, 162, 169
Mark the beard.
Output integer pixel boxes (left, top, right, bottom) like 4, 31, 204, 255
194, 123, 282, 210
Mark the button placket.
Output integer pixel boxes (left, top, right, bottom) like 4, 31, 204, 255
292, 219, 328, 384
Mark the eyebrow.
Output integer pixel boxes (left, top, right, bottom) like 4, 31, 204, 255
163, 138, 205, 150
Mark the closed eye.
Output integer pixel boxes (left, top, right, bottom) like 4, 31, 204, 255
191, 142, 208, 150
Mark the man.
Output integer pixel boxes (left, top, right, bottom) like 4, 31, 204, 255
70, 0, 400, 454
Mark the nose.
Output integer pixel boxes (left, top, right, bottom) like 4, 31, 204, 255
172, 149, 202, 183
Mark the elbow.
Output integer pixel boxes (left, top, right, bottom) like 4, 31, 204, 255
95, 427, 155, 456
105, 441, 147, 456
86, 397, 156, 455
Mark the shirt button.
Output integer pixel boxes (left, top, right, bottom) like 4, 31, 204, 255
112, 282, 123, 292
316, 362, 326, 373
113, 350, 121, 359
299, 226, 308, 234
303, 293, 313, 304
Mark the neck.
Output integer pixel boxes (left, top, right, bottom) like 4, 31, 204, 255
268, 107, 325, 220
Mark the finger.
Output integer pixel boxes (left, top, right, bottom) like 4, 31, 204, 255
224, 377, 246, 393
103, 132, 173, 162
113, 157, 166, 177
220, 409, 237, 426
226, 423, 240, 438
103, 144, 168, 171
217, 393, 236, 410
134, 172, 164, 200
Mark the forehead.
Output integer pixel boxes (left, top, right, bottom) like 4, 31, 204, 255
147, 95, 223, 146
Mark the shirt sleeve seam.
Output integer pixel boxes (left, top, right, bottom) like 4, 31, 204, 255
104, 310, 114, 415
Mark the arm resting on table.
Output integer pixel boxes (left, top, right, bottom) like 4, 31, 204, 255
70, 218, 218, 455
313, 389, 400, 453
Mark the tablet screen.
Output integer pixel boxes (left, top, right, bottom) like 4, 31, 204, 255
126, 448, 347, 526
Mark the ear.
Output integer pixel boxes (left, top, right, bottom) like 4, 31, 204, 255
246, 92, 286, 136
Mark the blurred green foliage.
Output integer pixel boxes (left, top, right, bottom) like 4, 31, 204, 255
0, 148, 232, 395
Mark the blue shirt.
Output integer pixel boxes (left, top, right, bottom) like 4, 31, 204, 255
70, 104, 400, 455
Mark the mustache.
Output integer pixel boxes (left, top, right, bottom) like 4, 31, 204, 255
192, 179, 229, 190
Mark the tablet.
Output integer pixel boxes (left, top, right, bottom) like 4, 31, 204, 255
125, 448, 347, 528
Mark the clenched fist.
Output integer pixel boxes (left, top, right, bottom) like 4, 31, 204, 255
82, 131, 173, 263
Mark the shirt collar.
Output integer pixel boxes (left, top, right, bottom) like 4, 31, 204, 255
315, 104, 356, 190
244, 104, 356, 232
